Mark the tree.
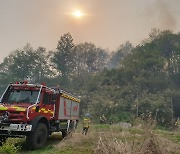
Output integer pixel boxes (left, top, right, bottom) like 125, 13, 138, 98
51, 33, 74, 78
108, 41, 133, 69
33, 47, 54, 82
4, 44, 35, 80
0, 44, 52, 83
73, 42, 109, 75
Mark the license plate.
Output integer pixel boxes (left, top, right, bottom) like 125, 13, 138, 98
10, 124, 18, 130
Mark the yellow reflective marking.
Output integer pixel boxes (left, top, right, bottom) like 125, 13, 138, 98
61, 93, 80, 103
11, 106, 26, 111
12, 106, 19, 108
16, 108, 26, 111
0, 105, 8, 110
41, 108, 45, 111
44, 111, 48, 113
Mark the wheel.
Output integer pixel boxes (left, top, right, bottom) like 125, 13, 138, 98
61, 120, 76, 139
0, 136, 7, 146
61, 130, 67, 138
26, 123, 48, 150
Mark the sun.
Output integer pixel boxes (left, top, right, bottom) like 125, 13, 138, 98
72, 10, 83, 18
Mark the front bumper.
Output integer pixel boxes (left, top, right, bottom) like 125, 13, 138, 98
0, 123, 32, 132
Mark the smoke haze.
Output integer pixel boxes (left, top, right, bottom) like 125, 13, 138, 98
0, 0, 180, 62
146, 0, 177, 30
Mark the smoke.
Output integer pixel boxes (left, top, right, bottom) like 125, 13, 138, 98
147, 0, 176, 31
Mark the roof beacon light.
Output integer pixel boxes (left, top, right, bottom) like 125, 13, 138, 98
23, 80, 28, 84
41, 82, 46, 86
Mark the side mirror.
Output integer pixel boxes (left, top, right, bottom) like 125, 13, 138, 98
52, 94, 57, 104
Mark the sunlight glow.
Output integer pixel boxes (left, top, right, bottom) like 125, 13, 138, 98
72, 10, 83, 18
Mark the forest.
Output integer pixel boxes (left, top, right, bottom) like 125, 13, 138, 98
0, 28, 180, 127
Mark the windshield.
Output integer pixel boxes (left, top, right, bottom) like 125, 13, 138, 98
3, 89, 39, 104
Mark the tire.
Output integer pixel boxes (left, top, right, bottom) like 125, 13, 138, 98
61, 129, 73, 139
61, 121, 76, 139
26, 123, 48, 150
61, 130, 67, 138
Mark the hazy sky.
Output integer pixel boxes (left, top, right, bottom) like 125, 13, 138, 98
0, 0, 180, 62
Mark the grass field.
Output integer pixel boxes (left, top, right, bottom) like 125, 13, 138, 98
1, 123, 180, 154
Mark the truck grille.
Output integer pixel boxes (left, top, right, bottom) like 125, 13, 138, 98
0, 111, 25, 123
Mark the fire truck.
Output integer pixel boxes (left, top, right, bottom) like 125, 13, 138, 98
0, 81, 80, 149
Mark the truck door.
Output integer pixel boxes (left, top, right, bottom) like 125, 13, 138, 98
41, 91, 55, 120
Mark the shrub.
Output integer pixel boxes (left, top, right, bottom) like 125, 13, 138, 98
0, 139, 21, 154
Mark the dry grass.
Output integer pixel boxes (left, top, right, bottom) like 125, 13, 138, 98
24, 123, 180, 154
93, 124, 180, 154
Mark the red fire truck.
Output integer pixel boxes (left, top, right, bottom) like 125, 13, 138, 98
0, 81, 80, 149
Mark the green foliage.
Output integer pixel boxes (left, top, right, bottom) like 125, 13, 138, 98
0, 139, 21, 154
0, 43, 53, 86
108, 41, 133, 69
92, 124, 111, 131
51, 33, 74, 77
1, 30, 180, 127
73, 42, 109, 75
82, 30, 180, 127
176, 133, 180, 143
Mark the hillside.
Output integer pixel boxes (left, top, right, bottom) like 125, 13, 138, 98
1, 30, 180, 127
